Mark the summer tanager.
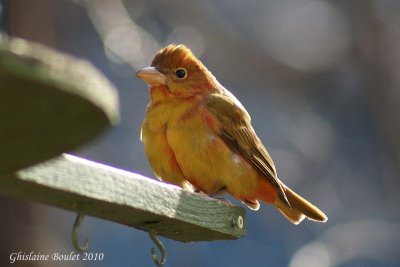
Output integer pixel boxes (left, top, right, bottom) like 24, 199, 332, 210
137, 44, 327, 224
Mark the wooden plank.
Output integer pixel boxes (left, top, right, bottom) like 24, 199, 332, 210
0, 154, 246, 242
0, 37, 119, 174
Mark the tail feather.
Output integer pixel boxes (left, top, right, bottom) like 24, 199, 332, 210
275, 185, 328, 224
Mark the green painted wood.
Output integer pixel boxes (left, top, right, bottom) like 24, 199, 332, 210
0, 154, 246, 242
0, 37, 119, 174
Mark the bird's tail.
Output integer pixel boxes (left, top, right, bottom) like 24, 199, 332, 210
274, 184, 328, 225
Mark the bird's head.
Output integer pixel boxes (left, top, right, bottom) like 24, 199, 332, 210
136, 44, 217, 99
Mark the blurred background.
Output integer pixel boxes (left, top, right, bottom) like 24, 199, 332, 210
1, 0, 399, 266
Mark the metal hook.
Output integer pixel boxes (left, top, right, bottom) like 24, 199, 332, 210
149, 230, 167, 267
72, 212, 89, 251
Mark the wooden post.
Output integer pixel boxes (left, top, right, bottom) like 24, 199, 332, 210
0, 154, 246, 242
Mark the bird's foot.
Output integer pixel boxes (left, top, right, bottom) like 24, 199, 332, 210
212, 197, 233, 207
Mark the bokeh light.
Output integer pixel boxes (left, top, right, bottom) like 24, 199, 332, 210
1, 0, 399, 266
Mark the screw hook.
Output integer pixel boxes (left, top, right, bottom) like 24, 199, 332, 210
72, 211, 89, 251
149, 229, 167, 267
230, 215, 244, 229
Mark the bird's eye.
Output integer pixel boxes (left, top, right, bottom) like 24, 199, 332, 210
175, 68, 187, 79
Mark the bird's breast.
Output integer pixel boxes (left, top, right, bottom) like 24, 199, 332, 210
165, 106, 257, 194
142, 97, 259, 196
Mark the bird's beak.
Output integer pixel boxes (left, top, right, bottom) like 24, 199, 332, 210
136, 67, 166, 85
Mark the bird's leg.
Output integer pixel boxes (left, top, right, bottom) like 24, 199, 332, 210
193, 186, 232, 206
209, 186, 233, 206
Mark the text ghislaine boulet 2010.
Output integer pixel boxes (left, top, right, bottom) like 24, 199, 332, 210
9, 251, 104, 264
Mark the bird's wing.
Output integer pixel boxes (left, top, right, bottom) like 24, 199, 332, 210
206, 92, 290, 206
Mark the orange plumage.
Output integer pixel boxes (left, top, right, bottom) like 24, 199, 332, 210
137, 44, 327, 224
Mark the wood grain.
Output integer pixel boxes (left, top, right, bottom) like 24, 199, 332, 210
0, 154, 246, 242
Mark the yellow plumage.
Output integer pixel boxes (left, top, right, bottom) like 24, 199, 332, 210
137, 44, 328, 224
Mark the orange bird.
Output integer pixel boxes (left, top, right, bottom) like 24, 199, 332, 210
137, 44, 327, 224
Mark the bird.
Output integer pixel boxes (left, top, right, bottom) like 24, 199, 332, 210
136, 44, 327, 224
